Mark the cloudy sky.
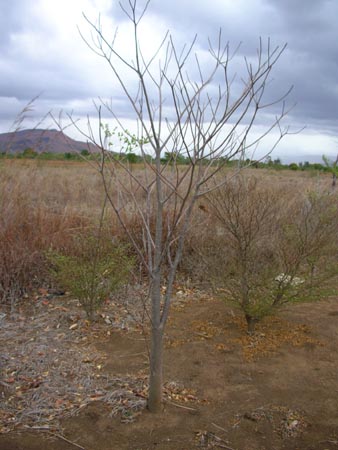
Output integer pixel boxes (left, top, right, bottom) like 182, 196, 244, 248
0, 0, 337, 162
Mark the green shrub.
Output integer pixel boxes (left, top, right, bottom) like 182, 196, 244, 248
22, 148, 38, 158
49, 234, 133, 321
288, 163, 298, 171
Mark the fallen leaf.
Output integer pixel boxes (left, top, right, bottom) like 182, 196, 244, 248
4, 378, 15, 384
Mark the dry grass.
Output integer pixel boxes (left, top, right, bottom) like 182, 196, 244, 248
0, 160, 107, 306
0, 159, 334, 306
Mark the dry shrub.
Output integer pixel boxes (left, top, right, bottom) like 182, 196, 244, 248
0, 161, 152, 307
0, 191, 90, 307
180, 204, 220, 285
0, 162, 102, 307
183, 174, 338, 332
0, 200, 44, 305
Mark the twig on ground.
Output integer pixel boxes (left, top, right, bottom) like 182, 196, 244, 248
211, 422, 228, 433
117, 352, 147, 358
194, 332, 212, 339
215, 444, 236, 450
49, 432, 86, 450
164, 400, 198, 411
208, 432, 236, 450
23, 427, 86, 450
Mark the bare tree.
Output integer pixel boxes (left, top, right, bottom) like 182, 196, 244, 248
74, 0, 292, 412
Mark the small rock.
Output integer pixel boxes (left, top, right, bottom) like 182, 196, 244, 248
288, 420, 299, 429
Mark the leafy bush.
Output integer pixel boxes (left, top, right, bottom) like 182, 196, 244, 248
49, 234, 134, 320
288, 163, 298, 171
22, 148, 38, 158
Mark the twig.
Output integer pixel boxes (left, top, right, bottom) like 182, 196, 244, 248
194, 332, 212, 339
164, 399, 198, 411
117, 351, 147, 358
214, 444, 236, 450
23, 426, 86, 450
208, 434, 236, 450
211, 422, 228, 433
49, 432, 86, 450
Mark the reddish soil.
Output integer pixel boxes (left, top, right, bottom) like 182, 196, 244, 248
1, 290, 338, 450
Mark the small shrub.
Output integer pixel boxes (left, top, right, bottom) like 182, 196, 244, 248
49, 233, 134, 321
22, 148, 38, 158
203, 177, 338, 333
288, 163, 298, 171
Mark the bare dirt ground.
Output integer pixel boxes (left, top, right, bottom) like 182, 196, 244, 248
1, 288, 338, 450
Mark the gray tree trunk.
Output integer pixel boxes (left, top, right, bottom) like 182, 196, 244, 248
245, 314, 258, 334
148, 300, 164, 412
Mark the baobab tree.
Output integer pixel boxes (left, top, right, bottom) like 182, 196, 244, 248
75, 0, 293, 412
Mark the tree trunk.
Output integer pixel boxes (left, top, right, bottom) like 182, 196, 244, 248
147, 272, 164, 413
245, 314, 258, 334
148, 324, 163, 412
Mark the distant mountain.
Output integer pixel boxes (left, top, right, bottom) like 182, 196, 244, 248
0, 129, 98, 154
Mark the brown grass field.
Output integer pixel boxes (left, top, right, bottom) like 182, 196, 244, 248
1, 160, 338, 450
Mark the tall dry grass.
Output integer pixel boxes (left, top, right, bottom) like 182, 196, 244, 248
0, 159, 334, 306
0, 160, 107, 306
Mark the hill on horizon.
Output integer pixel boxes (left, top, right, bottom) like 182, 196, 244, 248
0, 128, 98, 154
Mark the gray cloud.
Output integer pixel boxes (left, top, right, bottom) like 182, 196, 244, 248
0, 1, 29, 49
0, 0, 337, 160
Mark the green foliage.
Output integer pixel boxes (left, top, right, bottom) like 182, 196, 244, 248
312, 163, 324, 171
49, 234, 133, 320
322, 154, 338, 186
100, 123, 150, 156
125, 152, 138, 164
22, 147, 37, 158
322, 155, 336, 171
160, 151, 188, 165
288, 162, 298, 170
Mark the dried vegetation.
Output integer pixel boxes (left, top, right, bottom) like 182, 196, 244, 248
1, 160, 338, 443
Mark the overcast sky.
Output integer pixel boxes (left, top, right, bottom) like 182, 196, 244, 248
0, 0, 337, 162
